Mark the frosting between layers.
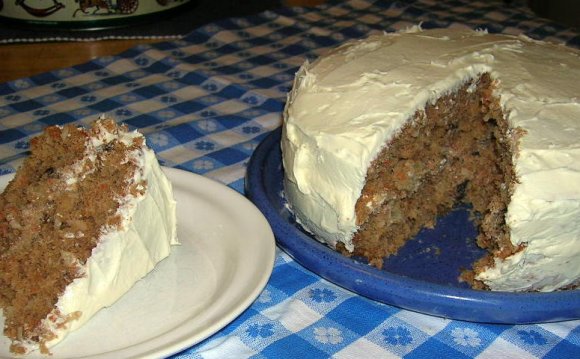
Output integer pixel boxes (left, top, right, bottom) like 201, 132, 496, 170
22, 122, 178, 352
281, 27, 580, 291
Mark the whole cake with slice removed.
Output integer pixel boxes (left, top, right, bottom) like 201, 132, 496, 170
0, 118, 178, 354
281, 26, 580, 292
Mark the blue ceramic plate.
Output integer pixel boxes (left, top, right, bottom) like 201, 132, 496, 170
245, 127, 580, 324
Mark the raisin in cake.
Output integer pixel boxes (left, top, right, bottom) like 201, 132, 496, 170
0, 118, 178, 354
281, 27, 580, 292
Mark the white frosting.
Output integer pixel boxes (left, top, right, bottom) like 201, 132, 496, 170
281, 27, 580, 292
20, 122, 178, 353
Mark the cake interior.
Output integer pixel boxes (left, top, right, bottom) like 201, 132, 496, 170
339, 73, 522, 289
0, 120, 144, 354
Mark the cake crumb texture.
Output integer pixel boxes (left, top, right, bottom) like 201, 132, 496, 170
346, 74, 520, 288
0, 119, 146, 352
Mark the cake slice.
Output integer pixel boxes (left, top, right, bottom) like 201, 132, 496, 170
0, 118, 178, 354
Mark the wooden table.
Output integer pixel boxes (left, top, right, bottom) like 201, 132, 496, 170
0, 40, 162, 84
0, 0, 325, 84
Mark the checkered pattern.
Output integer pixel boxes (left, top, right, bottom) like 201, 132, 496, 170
0, 1, 578, 358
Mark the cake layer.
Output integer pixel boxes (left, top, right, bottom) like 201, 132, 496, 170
281, 27, 580, 292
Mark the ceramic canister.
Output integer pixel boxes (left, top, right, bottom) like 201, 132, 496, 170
0, 0, 195, 30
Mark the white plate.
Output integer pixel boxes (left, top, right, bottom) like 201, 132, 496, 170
0, 167, 275, 358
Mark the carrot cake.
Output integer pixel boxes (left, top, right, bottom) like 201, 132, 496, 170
0, 118, 178, 354
281, 27, 580, 292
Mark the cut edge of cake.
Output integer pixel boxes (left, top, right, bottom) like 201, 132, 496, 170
347, 73, 522, 275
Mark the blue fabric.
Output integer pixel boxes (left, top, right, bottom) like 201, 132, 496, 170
0, 1, 578, 357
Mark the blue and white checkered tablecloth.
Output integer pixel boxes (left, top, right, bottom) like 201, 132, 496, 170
1, 0, 579, 358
